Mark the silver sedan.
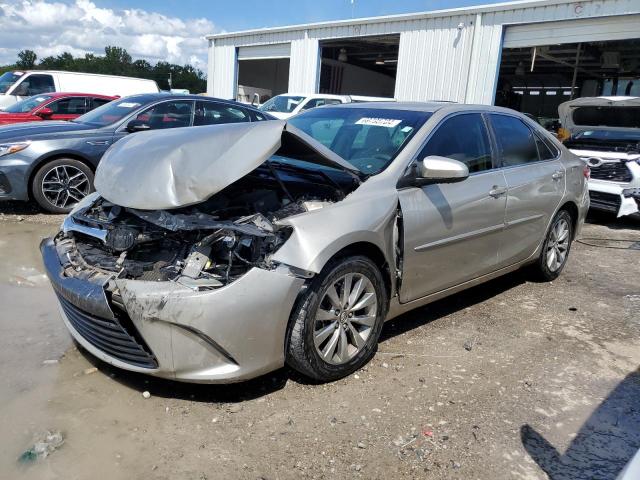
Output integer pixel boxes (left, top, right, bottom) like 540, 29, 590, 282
41, 103, 589, 383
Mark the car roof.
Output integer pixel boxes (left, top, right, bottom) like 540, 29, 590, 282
118, 93, 264, 112
43, 92, 118, 99
316, 101, 523, 115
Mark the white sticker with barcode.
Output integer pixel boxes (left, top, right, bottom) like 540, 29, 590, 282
355, 117, 402, 128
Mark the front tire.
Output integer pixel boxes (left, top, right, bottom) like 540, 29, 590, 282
32, 159, 94, 213
533, 209, 573, 281
286, 255, 388, 382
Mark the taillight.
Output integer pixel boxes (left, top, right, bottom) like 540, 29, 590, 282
583, 164, 590, 179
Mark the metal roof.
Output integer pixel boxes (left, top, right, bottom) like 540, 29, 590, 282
206, 0, 578, 40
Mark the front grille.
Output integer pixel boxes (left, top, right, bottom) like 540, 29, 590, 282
588, 161, 633, 182
589, 191, 622, 213
57, 293, 158, 368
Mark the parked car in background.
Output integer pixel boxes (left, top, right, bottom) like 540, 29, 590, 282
0, 70, 159, 109
258, 93, 393, 119
0, 93, 117, 125
0, 93, 271, 213
41, 103, 588, 384
559, 96, 640, 217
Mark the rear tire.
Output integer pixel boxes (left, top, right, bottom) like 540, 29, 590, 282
533, 209, 573, 281
32, 159, 94, 214
286, 255, 387, 382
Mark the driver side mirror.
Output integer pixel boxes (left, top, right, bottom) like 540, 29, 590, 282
125, 119, 151, 133
414, 156, 469, 186
36, 107, 53, 118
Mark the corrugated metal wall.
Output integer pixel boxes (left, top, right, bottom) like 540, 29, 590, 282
207, 0, 640, 103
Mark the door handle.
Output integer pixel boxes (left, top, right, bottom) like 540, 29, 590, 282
552, 170, 565, 180
489, 186, 507, 198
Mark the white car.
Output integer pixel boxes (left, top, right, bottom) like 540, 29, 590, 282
258, 93, 392, 119
559, 96, 640, 217
0, 70, 160, 109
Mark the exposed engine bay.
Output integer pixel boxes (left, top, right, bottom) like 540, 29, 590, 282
58, 159, 358, 289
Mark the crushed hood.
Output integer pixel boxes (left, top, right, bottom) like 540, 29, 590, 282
94, 120, 360, 210
559, 96, 640, 131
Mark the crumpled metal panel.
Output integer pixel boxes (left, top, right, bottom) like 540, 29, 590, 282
94, 120, 286, 210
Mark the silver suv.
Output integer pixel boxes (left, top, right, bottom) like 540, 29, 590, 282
41, 103, 589, 383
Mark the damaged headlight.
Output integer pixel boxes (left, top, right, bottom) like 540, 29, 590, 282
0, 142, 30, 158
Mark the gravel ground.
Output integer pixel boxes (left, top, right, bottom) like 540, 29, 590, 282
0, 204, 638, 480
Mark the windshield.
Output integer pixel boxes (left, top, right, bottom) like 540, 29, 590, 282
288, 107, 431, 175
74, 97, 144, 127
565, 129, 640, 153
3, 94, 53, 113
0, 72, 24, 94
260, 95, 305, 113
572, 106, 640, 128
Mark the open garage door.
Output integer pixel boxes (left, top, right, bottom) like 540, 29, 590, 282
496, 15, 640, 131
319, 34, 398, 97
237, 43, 290, 103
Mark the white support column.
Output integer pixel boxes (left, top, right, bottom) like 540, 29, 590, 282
289, 32, 320, 94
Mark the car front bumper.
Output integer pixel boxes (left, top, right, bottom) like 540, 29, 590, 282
0, 156, 32, 201
41, 237, 305, 383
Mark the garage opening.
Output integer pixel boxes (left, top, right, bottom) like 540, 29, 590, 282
236, 44, 290, 103
495, 37, 640, 131
319, 34, 399, 98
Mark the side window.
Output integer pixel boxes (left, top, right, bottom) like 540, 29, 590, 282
15, 74, 55, 96
136, 100, 193, 129
490, 114, 539, 166
49, 97, 88, 115
534, 134, 558, 160
249, 110, 267, 121
91, 98, 112, 110
194, 101, 250, 126
419, 113, 493, 173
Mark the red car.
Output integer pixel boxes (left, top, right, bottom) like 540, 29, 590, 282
0, 92, 117, 125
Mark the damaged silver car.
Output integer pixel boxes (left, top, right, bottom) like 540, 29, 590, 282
41, 104, 589, 383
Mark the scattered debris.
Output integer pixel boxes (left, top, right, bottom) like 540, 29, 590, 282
422, 428, 434, 437
227, 404, 243, 414
382, 362, 389, 368
142, 391, 151, 399
357, 441, 367, 449
83, 367, 98, 375
42, 359, 59, 365
18, 431, 64, 463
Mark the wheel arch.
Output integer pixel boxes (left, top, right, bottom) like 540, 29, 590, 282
27, 152, 95, 200
558, 200, 579, 240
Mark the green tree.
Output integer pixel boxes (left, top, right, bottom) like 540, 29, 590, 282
16, 50, 37, 69
1, 46, 206, 92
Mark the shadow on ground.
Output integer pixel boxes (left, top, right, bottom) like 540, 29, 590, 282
521, 369, 640, 480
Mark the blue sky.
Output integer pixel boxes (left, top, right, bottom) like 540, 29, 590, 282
100, 0, 498, 32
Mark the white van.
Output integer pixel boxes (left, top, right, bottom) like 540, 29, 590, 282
0, 70, 160, 109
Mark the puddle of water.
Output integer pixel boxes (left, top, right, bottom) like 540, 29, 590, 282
0, 222, 57, 286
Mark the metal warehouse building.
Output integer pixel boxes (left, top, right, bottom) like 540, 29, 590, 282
206, 0, 640, 126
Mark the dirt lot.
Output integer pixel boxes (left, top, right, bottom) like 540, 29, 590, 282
1, 203, 639, 480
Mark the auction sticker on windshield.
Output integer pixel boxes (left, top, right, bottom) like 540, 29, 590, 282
118, 102, 141, 108
356, 118, 402, 128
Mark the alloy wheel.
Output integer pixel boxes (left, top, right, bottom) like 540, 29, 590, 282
546, 217, 570, 272
41, 165, 90, 209
313, 272, 378, 365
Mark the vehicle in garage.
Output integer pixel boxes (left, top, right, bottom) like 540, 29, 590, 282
0, 70, 159, 109
258, 93, 392, 119
41, 102, 589, 383
559, 96, 640, 217
0, 93, 117, 125
0, 93, 271, 213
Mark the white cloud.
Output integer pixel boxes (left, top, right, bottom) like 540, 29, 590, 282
0, 0, 215, 70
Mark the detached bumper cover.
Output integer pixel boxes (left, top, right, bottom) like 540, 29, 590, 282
41, 238, 305, 383
589, 182, 640, 217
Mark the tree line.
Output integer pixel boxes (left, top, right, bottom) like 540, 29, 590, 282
1, 47, 206, 93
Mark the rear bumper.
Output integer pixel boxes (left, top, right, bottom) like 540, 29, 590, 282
41, 237, 305, 383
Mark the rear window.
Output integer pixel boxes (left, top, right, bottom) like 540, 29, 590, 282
572, 106, 640, 128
